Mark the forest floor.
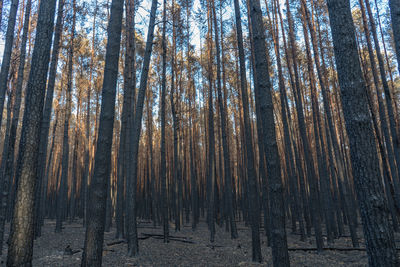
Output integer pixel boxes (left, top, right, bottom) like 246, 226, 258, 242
0, 218, 382, 266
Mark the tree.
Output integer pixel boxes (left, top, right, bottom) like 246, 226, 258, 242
126, 0, 158, 256
285, 0, 324, 250
81, 0, 124, 265
233, 0, 261, 261
160, 0, 169, 243
0, 0, 32, 253
248, 0, 290, 265
326, 0, 398, 266
0, 0, 19, 127
211, 0, 237, 240
36, 0, 66, 237
7, 0, 57, 265
56, 0, 77, 233
390, 0, 400, 74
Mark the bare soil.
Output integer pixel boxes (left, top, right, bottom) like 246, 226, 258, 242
0, 219, 377, 266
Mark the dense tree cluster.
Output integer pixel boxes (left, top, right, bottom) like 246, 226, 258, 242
0, 0, 399, 266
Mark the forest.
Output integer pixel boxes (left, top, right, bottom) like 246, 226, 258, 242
0, 0, 399, 266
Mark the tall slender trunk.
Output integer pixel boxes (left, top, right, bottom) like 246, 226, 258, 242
56, 0, 76, 233
359, 0, 400, 212
365, 0, 400, 194
116, 0, 134, 239
285, 0, 323, 251
0, 0, 3, 31
0, 0, 19, 127
36, 0, 65, 236
233, 0, 261, 262
83, 0, 97, 228
248, 0, 290, 265
160, 0, 169, 243
7, 0, 57, 265
211, 0, 237, 240
271, 0, 305, 242
205, 0, 216, 243
389, 0, 400, 75
81, 0, 124, 265
0, 0, 31, 252
126, 0, 158, 256
326, 0, 398, 266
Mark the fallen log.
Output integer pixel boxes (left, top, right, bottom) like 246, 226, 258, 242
107, 240, 126, 246
148, 236, 196, 244
141, 233, 192, 239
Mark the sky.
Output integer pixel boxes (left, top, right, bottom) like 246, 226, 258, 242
0, 0, 392, 66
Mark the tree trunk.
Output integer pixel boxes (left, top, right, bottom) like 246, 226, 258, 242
0, 0, 19, 127
56, 0, 76, 233
0, 0, 31, 252
326, 0, 398, 266
233, 0, 261, 262
248, 0, 290, 265
36, 0, 65, 236
211, 0, 237, 240
6, 0, 57, 265
126, 0, 158, 256
81, 0, 124, 265
160, 0, 169, 243
390, 0, 400, 75
285, 0, 323, 251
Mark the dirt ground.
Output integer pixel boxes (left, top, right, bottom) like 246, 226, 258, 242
0, 219, 376, 266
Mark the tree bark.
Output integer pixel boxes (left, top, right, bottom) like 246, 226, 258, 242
233, 0, 261, 262
390, 0, 400, 75
6, 0, 57, 265
0, 0, 19, 127
56, 0, 76, 233
36, 0, 65, 236
248, 0, 290, 265
81, 0, 124, 265
0, 0, 31, 252
326, 0, 398, 266
126, 0, 158, 256
160, 0, 169, 243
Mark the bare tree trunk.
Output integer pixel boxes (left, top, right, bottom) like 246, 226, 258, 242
365, 0, 400, 196
83, 0, 97, 228
358, 0, 400, 212
326, 0, 398, 266
271, 0, 305, 242
210, 0, 237, 240
116, 0, 134, 239
0, 0, 19, 128
56, 0, 76, 233
0, 0, 3, 31
0, 0, 31, 252
285, 0, 323, 251
6, 0, 57, 265
81, 0, 124, 265
233, 0, 261, 262
36, 0, 65, 236
126, 0, 158, 256
390, 0, 400, 75
160, 0, 169, 243
248, 0, 290, 265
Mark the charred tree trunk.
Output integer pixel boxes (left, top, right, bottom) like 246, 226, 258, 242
81, 0, 124, 265
326, 0, 398, 266
6, 0, 57, 265
248, 0, 290, 265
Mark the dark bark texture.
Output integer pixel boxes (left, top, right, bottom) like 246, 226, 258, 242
81, 0, 124, 265
7, 0, 57, 265
326, 0, 398, 266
